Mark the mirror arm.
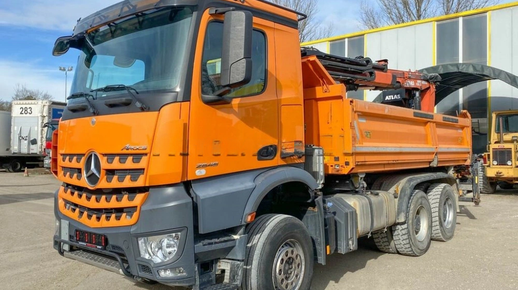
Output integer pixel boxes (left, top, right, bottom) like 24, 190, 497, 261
214, 87, 231, 97
201, 94, 231, 105
209, 7, 235, 15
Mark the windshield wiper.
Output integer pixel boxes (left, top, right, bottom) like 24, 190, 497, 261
67, 92, 98, 115
91, 84, 149, 111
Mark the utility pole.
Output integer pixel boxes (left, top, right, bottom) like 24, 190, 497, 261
59, 66, 73, 101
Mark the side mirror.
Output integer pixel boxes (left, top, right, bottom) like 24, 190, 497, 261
219, 10, 252, 89
52, 36, 72, 56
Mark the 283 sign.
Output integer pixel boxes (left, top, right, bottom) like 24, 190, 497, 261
19, 107, 33, 115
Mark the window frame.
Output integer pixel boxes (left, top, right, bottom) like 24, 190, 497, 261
200, 20, 269, 99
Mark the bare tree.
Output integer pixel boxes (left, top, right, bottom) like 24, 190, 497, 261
0, 100, 11, 112
441, 0, 496, 14
360, 0, 497, 29
269, 0, 333, 42
0, 84, 54, 112
12, 84, 53, 101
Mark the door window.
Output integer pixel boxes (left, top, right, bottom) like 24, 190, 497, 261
201, 21, 267, 97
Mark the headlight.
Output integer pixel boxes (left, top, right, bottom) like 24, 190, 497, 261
138, 233, 181, 263
493, 160, 498, 165
508, 160, 513, 166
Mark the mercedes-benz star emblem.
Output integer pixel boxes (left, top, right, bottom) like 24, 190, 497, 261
84, 152, 101, 187
91, 118, 96, 126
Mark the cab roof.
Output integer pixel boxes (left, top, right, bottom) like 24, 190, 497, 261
73, 0, 302, 35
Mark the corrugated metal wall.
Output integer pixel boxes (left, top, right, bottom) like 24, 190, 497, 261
302, 5, 518, 153
491, 7, 518, 111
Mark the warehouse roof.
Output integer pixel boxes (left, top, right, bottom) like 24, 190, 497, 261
419, 63, 518, 105
301, 2, 518, 46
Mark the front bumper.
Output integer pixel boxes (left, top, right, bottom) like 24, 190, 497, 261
486, 166, 518, 182
53, 184, 196, 287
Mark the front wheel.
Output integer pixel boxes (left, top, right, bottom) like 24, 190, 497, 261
478, 164, 496, 194
242, 214, 314, 290
9, 159, 23, 172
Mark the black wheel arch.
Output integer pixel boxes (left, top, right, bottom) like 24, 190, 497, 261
395, 172, 457, 223
241, 166, 318, 224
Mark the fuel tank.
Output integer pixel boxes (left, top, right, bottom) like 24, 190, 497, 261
333, 191, 397, 237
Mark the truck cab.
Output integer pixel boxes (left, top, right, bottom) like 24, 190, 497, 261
52, 2, 312, 288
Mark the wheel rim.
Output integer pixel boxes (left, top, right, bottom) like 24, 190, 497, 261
272, 239, 305, 290
11, 161, 21, 172
442, 197, 454, 228
414, 205, 429, 242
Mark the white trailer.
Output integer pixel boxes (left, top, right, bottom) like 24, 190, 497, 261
0, 111, 10, 155
0, 100, 65, 172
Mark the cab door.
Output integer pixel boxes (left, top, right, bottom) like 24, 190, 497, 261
187, 10, 278, 180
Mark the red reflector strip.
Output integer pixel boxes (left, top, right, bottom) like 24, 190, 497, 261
92, 234, 96, 244
102, 235, 105, 246
76, 231, 79, 241
85, 233, 88, 243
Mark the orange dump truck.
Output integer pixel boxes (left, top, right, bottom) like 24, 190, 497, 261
51, 1, 472, 289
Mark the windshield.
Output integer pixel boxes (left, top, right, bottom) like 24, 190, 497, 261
70, 6, 194, 96
496, 114, 518, 133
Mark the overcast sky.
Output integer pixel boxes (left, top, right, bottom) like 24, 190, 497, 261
0, 0, 512, 102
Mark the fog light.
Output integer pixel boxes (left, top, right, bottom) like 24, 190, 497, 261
158, 267, 186, 278
493, 160, 498, 165
507, 160, 513, 166
138, 233, 181, 263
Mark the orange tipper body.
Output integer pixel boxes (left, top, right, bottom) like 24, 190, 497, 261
51, 0, 473, 288
301, 55, 472, 175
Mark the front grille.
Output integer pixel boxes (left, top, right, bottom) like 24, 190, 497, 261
106, 169, 145, 183
59, 153, 148, 187
493, 148, 512, 166
62, 154, 84, 163
106, 154, 145, 164
139, 264, 153, 275
63, 167, 82, 180
63, 200, 137, 222
58, 185, 148, 228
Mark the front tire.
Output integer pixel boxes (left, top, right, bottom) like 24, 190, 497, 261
9, 159, 22, 172
243, 214, 314, 290
498, 181, 514, 190
393, 190, 432, 256
478, 164, 496, 194
427, 183, 457, 242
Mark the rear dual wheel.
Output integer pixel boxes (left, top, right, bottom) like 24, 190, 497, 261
393, 190, 432, 256
427, 183, 457, 242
